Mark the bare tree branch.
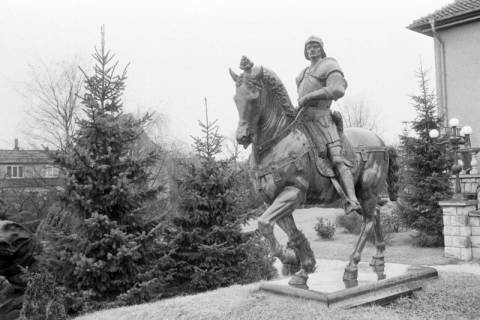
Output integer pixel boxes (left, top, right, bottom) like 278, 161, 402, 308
20, 59, 84, 151
336, 97, 383, 135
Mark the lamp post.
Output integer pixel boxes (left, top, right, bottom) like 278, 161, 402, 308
429, 118, 480, 200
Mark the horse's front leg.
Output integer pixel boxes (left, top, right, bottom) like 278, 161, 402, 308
258, 186, 315, 288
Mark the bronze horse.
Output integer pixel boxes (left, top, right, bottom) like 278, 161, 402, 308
229, 59, 399, 288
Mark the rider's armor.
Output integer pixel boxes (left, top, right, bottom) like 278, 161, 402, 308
297, 36, 361, 214
296, 56, 345, 161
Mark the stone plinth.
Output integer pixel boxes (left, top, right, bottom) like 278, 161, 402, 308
439, 199, 478, 261
470, 210, 480, 259
260, 260, 437, 308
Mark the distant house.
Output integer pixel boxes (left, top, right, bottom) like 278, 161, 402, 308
408, 0, 480, 149
408, 0, 480, 194
0, 139, 64, 192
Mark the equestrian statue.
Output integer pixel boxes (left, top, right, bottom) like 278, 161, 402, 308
229, 35, 399, 288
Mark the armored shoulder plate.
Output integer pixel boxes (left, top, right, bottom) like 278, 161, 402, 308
309, 57, 344, 80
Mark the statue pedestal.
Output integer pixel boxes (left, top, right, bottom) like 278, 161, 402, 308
439, 199, 478, 261
260, 259, 437, 308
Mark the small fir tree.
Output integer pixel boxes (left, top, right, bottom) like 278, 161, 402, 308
44, 29, 162, 313
158, 100, 276, 295
398, 65, 452, 246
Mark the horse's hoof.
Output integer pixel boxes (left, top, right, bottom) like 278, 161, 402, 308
281, 263, 300, 276
376, 271, 386, 280
370, 256, 385, 267
343, 267, 358, 281
303, 258, 317, 274
343, 279, 358, 288
288, 269, 309, 289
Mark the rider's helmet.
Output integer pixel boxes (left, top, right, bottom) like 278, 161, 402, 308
304, 35, 327, 60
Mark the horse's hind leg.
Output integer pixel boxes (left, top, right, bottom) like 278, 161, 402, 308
343, 195, 376, 282
258, 186, 310, 276
370, 205, 385, 267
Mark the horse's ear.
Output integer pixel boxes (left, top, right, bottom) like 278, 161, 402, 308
229, 68, 239, 82
254, 66, 264, 81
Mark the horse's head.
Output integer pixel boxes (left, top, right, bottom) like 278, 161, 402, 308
229, 56, 265, 149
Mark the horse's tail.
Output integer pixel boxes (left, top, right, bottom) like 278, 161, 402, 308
387, 146, 400, 201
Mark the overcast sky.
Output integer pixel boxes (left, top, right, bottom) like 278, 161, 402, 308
0, 0, 453, 150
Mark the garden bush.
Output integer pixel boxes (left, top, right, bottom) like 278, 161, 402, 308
411, 231, 443, 247
19, 272, 66, 320
314, 217, 336, 239
336, 212, 362, 234
335, 201, 403, 244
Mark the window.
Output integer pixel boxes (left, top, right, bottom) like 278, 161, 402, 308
43, 165, 59, 178
6, 165, 24, 179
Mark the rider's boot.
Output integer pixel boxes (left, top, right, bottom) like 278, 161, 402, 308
328, 141, 362, 215
337, 163, 361, 215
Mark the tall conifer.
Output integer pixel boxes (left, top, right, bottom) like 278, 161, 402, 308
49, 28, 161, 311
398, 65, 452, 246
157, 101, 276, 295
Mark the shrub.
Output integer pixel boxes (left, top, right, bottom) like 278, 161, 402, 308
335, 202, 402, 244
336, 213, 362, 234
379, 201, 402, 233
412, 231, 444, 247
19, 272, 66, 320
314, 217, 336, 239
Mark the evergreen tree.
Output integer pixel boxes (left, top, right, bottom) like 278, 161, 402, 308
44, 29, 162, 313
398, 65, 452, 246
157, 101, 276, 295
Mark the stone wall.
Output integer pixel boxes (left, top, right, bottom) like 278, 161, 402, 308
440, 200, 480, 261
470, 211, 480, 260
452, 174, 480, 196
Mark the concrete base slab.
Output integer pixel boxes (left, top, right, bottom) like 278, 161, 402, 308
260, 259, 438, 308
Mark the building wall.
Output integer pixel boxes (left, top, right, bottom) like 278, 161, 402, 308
435, 21, 480, 148
0, 163, 58, 179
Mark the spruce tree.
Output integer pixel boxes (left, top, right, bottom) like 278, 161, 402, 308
398, 65, 452, 246
158, 101, 276, 295
46, 30, 161, 311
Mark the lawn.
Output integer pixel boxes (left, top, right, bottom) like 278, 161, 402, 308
75, 207, 469, 320
75, 272, 480, 320
251, 207, 456, 266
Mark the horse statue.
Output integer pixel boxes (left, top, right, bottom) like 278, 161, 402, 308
229, 57, 399, 288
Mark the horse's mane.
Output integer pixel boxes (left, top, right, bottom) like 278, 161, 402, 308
261, 67, 296, 117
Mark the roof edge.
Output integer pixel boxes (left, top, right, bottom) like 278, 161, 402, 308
408, 9, 480, 36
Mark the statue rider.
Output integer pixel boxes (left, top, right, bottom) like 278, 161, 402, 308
297, 35, 361, 214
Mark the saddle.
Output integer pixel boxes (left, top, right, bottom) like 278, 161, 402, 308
301, 110, 356, 178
